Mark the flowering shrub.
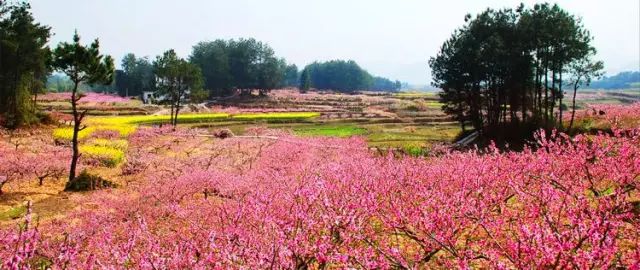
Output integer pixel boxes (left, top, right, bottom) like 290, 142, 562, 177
0, 136, 69, 192
39, 92, 132, 104
568, 102, 640, 130
2, 122, 639, 268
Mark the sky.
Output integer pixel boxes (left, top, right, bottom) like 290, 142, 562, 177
29, 0, 640, 85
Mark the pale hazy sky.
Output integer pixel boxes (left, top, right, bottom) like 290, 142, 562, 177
30, 0, 640, 85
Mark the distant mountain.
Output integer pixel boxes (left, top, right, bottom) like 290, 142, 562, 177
588, 71, 640, 89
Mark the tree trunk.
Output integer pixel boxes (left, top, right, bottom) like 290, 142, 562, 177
33, 90, 38, 113
169, 102, 175, 127
173, 97, 181, 129
544, 59, 549, 126
569, 80, 580, 130
550, 67, 556, 125
558, 69, 563, 129
0, 178, 5, 195
68, 81, 81, 183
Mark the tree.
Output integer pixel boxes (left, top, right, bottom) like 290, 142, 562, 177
301, 60, 374, 93
283, 64, 299, 87
255, 46, 286, 96
0, 1, 51, 128
190, 40, 232, 96
371, 76, 402, 92
567, 56, 604, 130
430, 3, 596, 136
153, 49, 204, 128
190, 38, 288, 97
118, 53, 154, 97
299, 68, 311, 92
51, 31, 114, 183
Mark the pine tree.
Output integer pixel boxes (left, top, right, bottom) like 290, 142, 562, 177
51, 31, 114, 183
0, 2, 51, 128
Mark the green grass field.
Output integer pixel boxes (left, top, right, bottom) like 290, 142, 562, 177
293, 125, 368, 137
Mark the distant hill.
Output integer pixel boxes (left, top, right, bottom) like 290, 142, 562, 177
588, 71, 640, 89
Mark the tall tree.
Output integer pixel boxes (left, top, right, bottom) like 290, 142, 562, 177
299, 68, 311, 93
302, 60, 374, 92
0, 1, 51, 128
190, 40, 231, 96
154, 49, 204, 128
430, 3, 596, 135
51, 31, 114, 183
118, 53, 154, 97
190, 38, 288, 97
255, 46, 286, 96
283, 64, 299, 87
567, 56, 603, 130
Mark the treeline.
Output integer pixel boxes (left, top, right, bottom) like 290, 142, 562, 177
430, 3, 603, 133
588, 71, 640, 89
51, 40, 403, 98
118, 43, 402, 98
299, 60, 401, 93
0, 2, 50, 127
189, 39, 287, 96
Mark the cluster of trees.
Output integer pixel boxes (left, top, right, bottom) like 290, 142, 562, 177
0, 1, 116, 182
115, 53, 155, 96
0, 2, 50, 128
371, 76, 402, 92
300, 60, 401, 93
153, 49, 205, 126
588, 71, 640, 89
430, 3, 603, 133
82, 43, 404, 99
189, 38, 288, 96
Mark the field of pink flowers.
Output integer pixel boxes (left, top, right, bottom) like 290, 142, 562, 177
1, 105, 639, 268
39, 92, 132, 104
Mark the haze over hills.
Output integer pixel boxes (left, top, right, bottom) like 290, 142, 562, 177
588, 71, 640, 89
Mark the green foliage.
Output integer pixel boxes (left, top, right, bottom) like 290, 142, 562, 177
0, 204, 27, 221
293, 125, 368, 137
430, 3, 598, 134
51, 30, 115, 183
46, 74, 74, 92
190, 87, 209, 103
153, 49, 205, 126
117, 53, 155, 96
0, 1, 51, 128
189, 38, 286, 97
401, 145, 426, 157
371, 77, 402, 92
231, 112, 320, 122
283, 64, 299, 87
51, 32, 115, 87
65, 170, 117, 191
302, 60, 373, 93
299, 68, 311, 92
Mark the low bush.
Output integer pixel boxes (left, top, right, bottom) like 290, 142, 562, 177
64, 170, 117, 191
